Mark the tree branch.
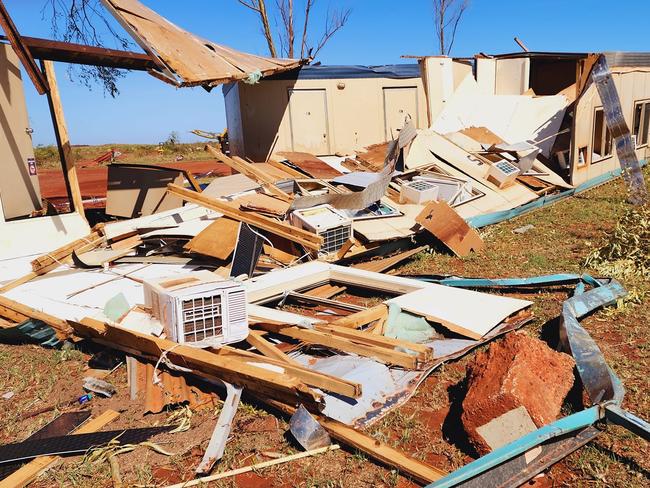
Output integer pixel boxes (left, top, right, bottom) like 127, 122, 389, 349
300, 0, 314, 58
311, 6, 351, 59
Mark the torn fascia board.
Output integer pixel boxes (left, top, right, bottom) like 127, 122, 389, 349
1, 263, 203, 323
430, 75, 569, 157
0, 212, 90, 283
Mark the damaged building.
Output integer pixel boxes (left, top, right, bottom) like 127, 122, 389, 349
0, 0, 648, 486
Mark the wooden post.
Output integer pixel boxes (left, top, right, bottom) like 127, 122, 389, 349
41, 60, 86, 220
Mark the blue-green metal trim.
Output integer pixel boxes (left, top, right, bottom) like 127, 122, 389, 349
467, 160, 647, 228
427, 406, 602, 488
402, 273, 604, 290
0, 319, 62, 348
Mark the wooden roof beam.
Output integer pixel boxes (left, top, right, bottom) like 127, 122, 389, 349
0, 35, 156, 71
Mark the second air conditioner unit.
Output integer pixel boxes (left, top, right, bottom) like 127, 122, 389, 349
486, 160, 521, 188
399, 179, 440, 204
290, 204, 353, 256
143, 271, 248, 346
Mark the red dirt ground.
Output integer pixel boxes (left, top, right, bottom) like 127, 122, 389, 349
37, 160, 231, 206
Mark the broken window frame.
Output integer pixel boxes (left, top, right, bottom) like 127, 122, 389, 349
632, 99, 650, 148
591, 107, 613, 164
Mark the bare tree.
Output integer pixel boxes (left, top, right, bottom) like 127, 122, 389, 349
41, 0, 133, 96
237, 0, 351, 60
432, 0, 468, 56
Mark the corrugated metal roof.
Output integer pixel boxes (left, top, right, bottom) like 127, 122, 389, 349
265, 64, 422, 81
604, 52, 650, 67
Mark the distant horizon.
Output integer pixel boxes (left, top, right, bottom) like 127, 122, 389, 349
7, 0, 650, 146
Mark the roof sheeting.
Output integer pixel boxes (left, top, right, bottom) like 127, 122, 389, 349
266, 64, 422, 80
101, 0, 303, 87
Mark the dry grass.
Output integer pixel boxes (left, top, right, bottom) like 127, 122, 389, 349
34, 141, 213, 169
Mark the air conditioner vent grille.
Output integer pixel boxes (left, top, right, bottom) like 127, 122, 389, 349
182, 295, 224, 342
227, 290, 247, 323
320, 224, 352, 254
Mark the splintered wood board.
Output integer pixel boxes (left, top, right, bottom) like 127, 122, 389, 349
416, 201, 483, 257
386, 286, 532, 340
184, 217, 240, 260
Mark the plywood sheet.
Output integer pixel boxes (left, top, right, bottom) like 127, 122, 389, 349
184, 217, 240, 260
276, 152, 342, 179
415, 201, 483, 257
202, 173, 260, 198
387, 286, 531, 339
105, 164, 184, 218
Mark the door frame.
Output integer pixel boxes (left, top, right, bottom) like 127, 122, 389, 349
287, 88, 331, 155
382, 86, 419, 141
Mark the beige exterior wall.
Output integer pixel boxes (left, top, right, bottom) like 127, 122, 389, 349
571, 68, 650, 186
0, 43, 41, 220
225, 75, 427, 159
495, 58, 530, 95
419, 57, 472, 125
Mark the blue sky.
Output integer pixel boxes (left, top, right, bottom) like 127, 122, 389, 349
7, 0, 650, 146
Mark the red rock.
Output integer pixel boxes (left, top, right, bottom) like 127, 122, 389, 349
461, 332, 576, 455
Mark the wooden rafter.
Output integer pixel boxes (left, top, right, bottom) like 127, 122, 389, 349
0, 1, 49, 94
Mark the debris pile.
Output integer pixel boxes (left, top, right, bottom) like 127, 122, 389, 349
0, 0, 648, 485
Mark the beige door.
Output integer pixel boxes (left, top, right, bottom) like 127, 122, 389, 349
0, 44, 41, 220
383, 87, 418, 141
288, 89, 330, 154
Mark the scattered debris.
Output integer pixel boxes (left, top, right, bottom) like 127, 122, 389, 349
289, 405, 332, 451
0, 0, 648, 486
82, 376, 116, 398
513, 224, 534, 234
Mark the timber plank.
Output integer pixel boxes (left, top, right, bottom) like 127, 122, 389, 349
167, 184, 322, 250
73, 318, 323, 411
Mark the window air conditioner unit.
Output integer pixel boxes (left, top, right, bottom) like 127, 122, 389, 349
143, 271, 248, 346
399, 179, 440, 204
290, 204, 353, 256
486, 160, 520, 188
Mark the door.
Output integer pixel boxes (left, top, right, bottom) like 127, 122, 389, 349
288, 89, 330, 154
0, 44, 42, 220
383, 87, 418, 141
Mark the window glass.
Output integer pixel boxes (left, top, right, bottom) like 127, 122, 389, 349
592, 108, 612, 163
642, 103, 650, 145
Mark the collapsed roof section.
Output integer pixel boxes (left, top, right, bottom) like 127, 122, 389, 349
101, 0, 305, 87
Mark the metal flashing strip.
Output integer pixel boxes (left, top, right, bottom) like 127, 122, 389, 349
466, 160, 648, 228
428, 407, 602, 488
590, 56, 648, 204
0, 411, 91, 479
